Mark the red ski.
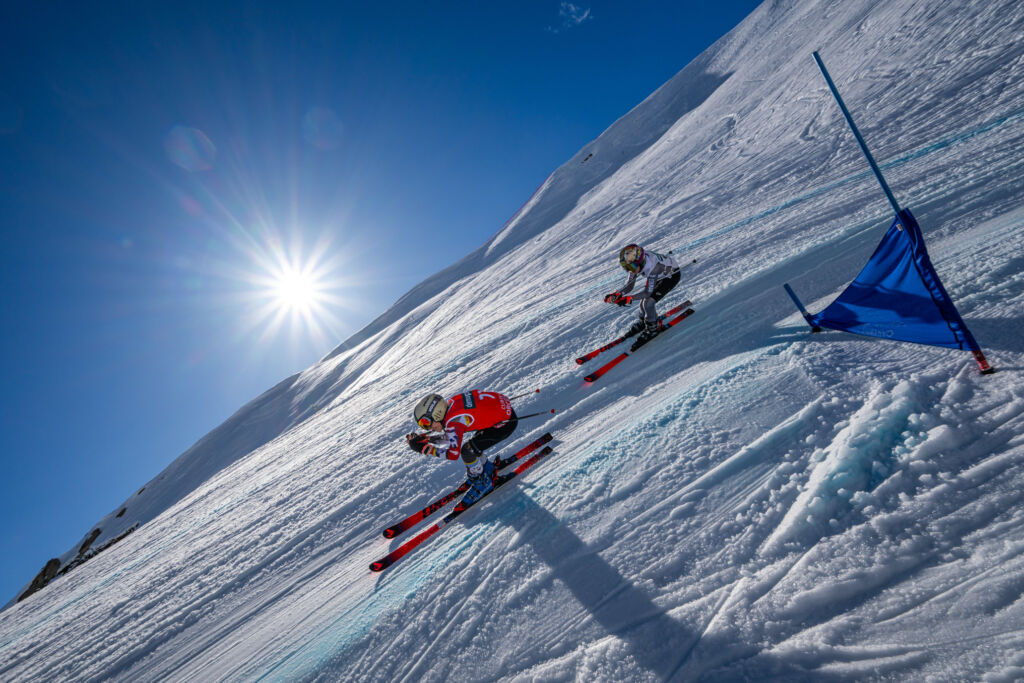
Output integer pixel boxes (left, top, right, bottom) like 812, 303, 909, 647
382, 433, 553, 539
584, 307, 695, 383
576, 301, 691, 365
370, 445, 555, 572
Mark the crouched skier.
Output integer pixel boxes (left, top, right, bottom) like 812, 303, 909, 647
604, 243, 681, 351
406, 391, 518, 505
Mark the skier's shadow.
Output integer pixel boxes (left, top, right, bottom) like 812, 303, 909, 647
503, 490, 701, 680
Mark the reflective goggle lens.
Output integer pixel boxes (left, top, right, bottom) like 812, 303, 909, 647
417, 416, 433, 428
620, 247, 641, 271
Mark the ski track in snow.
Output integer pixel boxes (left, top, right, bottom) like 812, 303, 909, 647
3, 0, 1024, 681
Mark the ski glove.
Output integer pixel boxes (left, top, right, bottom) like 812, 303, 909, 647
406, 432, 443, 457
604, 292, 630, 306
406, 433, 429, 453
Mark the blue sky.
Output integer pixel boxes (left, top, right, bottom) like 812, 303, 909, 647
0, 1, 758, 601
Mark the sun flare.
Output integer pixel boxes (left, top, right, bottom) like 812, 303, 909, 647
272, 267, 320, 313
234, 230, 364, 350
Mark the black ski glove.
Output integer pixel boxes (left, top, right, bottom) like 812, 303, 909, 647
406, 433, 429, 453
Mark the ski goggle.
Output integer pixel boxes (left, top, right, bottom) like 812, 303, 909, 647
414, 394, 447, 428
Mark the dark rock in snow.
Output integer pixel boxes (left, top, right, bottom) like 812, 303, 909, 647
78, 528, 102, 555
18, 558, 60, 603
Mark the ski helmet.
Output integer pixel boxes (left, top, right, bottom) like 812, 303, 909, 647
618, 244, 645, 272
414, 393, 448, 428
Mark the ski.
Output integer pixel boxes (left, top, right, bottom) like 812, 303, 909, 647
495, 431, 553, 470
370, 445, 555, 572
576, 301, 691, 365
584, 307, 696, 383
382, 433, 553, 539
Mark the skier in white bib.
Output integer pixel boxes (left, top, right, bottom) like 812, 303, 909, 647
604, 244, 681, 350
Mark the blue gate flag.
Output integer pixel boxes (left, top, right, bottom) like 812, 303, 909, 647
809, 209, 981, 351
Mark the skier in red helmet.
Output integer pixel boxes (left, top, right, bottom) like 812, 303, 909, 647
406, 390, 518, 505
604, 244, 681, 350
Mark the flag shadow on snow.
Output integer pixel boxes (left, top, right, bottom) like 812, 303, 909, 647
504, 492, 706, 680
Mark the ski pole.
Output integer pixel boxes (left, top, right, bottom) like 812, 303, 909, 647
667, 257, 697, 278
495, 408, 556, 427
666, 252, 697, 266
508, 388, 541, 401
516, 409, 556, 420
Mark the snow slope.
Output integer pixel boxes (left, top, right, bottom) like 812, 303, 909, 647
4, 0, 1024, 680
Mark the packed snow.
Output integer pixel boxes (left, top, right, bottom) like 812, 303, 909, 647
3, 0, 1024, 680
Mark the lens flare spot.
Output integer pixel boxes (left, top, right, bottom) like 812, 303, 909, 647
179, 195, 204, 217
164, 125, 217, 171
301, 107, 343, 150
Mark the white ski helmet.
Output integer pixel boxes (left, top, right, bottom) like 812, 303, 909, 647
414, 393, 448, 428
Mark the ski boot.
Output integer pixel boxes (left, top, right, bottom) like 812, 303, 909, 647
630, 319, 662, 351
625, 319, 645, 337
460, 459, 495, 506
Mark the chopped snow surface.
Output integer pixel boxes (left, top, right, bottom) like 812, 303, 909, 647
4, 0, 1024, 680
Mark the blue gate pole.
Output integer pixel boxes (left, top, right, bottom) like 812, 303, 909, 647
813, 51, 903, 217
783, 283, 822, 332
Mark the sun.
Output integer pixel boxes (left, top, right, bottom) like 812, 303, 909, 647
230, 228, 369, 352
271, 266, 320, 313
241, 237, 348, 348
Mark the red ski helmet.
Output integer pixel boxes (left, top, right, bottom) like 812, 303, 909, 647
619, 244, 645, 272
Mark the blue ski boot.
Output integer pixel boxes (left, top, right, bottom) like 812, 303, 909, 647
461, 460, 495, 506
